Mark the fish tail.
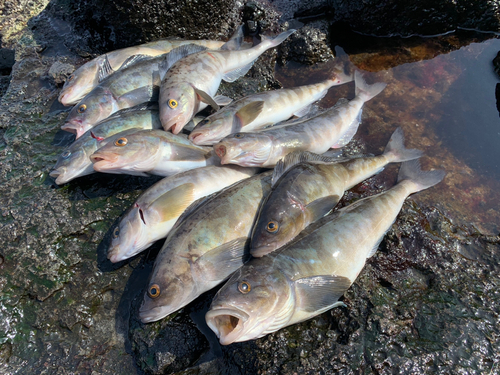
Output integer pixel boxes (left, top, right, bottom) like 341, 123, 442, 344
397, 159, 445, 193
354, 70, 387, 102
383, 127, 423, 162
261, 29, 297, 48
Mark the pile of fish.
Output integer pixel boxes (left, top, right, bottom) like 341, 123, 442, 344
51, 25, 445, 345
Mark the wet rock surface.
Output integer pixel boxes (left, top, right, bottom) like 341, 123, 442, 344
1, 0, 500, 374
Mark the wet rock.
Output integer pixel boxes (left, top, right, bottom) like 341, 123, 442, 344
277, 23, 334, 65
130, 309, 210, 374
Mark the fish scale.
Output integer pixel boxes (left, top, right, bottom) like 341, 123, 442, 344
250, 127, 423, 257
206, 160, 445, 345
159, 29, 296, 134
189, 70, 353, 145
215, 70, 387, 167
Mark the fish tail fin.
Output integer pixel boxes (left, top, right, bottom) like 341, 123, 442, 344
263, 29, 296, 48
397, 159, 445, 194
383, 127, 423, 162
354, 70, 387, 102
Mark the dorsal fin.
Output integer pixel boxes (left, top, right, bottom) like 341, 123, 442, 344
158, 44, 208, 80
98, 55, 115, 82
271, 151, 343, 186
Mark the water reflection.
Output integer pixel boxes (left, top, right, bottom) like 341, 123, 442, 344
277, 34, 500, 234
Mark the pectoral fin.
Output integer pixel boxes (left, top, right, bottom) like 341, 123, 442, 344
193, 237, 250, 281
305, 195, 341, 223
150, 183, 196, 222
194, 87, 220, 111
234, 101, 265, 129
295, 275, 351, 313
222, 60, 256, 82
117, 85, 159, 107
214, 95, 233, 106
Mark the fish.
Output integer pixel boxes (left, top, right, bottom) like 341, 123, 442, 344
206, 159, 445, 345
50, 104, 162, 185
139, 171, 273, 323
61, 53, 166, 138
58, 39, 226, 106
159, 29, 296, 135
250, 127, 423, 257
214, 70, 387, 167
90, 129, 215, 177
107, 165, 259, 263
188, 68, 353, 145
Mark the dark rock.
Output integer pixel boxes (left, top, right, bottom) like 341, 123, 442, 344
277, 23, 335, 65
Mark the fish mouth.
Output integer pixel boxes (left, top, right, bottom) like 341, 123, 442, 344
58, 91, 78, 106
205, 307, 250, 345
61, 121, 87, 138
189, 131, 204, 144
190, 131, 217, 146
139, 304, 178, 323
250, 243, 277, 258
107, 245, 125, 263
91, 153, 117, 171
214, 144, 227, 160
49, 168, 70, 185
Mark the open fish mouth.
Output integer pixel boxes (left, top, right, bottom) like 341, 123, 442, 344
49, 168, 71, 185
90, 153, 118, 171
205, 307, 249, 345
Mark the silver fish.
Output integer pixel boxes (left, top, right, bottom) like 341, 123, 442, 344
206, 159, 445, 345
108, 165, 259, 263
250, 127, 423, 257
50, 104, 162, 185
214, 70, 386, 167
58, 39, 226, 106
188, 68, 353, 145
61, 54, 166, 138
90, 129, 214, 177
159, 29, 296, 134
139, 171, 273, 323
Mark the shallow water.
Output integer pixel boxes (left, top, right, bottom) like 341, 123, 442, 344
277, 33, 500, 235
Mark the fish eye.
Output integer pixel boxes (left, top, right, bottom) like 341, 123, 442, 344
238, 281, 251, 294
114, 137, 128, 147
78, 104, 87, 113
112, 227, 119, 238
68, 74, 74, 81
168, 99, 178, 109
266, 220, 279, 233
148, 284, 161, 298
234, 133, 245, 139
61, 150, 71, 159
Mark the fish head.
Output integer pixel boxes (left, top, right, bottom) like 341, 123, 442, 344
139, 258, 194, 323
107, 205, 150, 263
90, 131, 160, 174
62, 87, 116, 138
58, 61, 99, 106
206, 264, 295, 345
160, 83, 196, 135
50, 138, 96, 185
250, 189, 308, 258
188, 112, 234, 145
214, 133, 273, 167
